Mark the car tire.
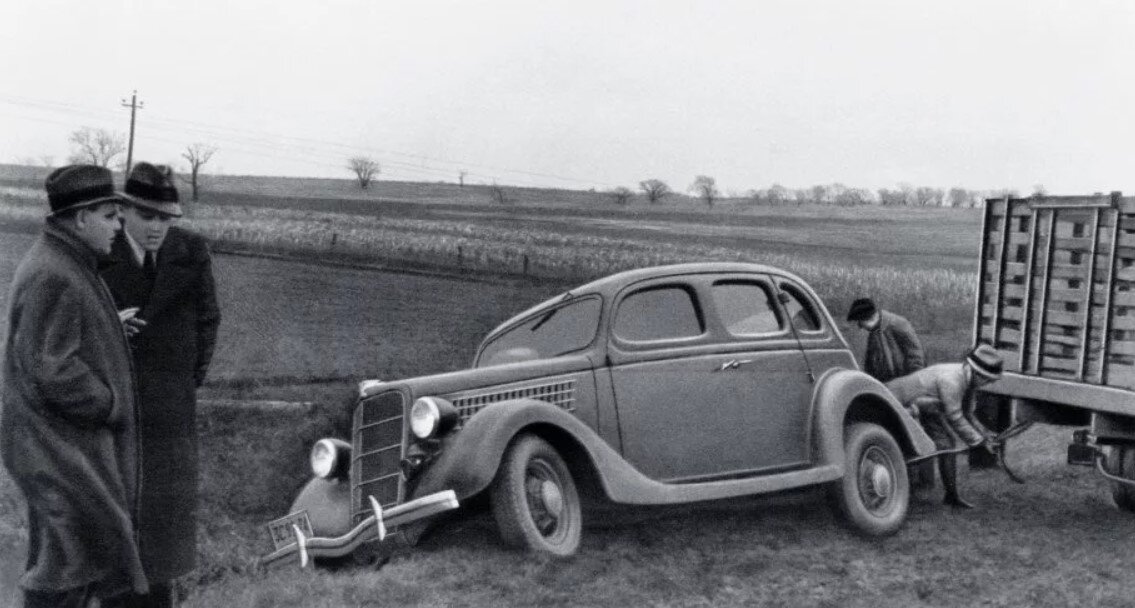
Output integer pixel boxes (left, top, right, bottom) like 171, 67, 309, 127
1107, 446, 1135, 513
828, 422, 910, 536
490, 434, 582, 556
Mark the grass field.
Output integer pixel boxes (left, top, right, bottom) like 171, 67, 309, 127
2, 168, 1130, 607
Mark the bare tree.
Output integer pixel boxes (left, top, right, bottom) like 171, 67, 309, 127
810, 184, 829, 205
459, 171, 467, 188
611, 186, 634, 205
489, 182, 509, 204
1032, 184, 1047, 196
68, 127, 125, 167
947, 187, 971, 208
913, 186, 943, 206
689, 175, 718, 208
639, 179, 671, 204
347, 156, 380, 190
181, 143, 217, 202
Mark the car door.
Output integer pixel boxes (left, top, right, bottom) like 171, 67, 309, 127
709, 278, 814, 471
606, 275, 812, 482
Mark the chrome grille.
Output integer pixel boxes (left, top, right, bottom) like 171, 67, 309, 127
351, 391, 406, 523
449, 378, 576, 422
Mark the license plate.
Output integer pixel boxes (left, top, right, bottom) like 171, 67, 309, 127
267, 511, 314, 550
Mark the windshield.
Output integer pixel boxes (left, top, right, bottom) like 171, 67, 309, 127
477, 296, 602, 367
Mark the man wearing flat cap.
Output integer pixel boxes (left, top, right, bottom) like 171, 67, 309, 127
886, 344, 1004, 509
847, 297, 925, 383
1, 165, 148, 607
102, 162, 221, 608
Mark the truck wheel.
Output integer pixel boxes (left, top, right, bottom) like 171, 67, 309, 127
1107, 446, 1135, 513
828, 422, 910, 536
490, 434, 582, 556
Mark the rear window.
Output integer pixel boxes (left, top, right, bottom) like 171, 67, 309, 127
712, 281, 783, 335
779, 282, 823, 332
478, 297, 601, 366
614, 285, 703, 341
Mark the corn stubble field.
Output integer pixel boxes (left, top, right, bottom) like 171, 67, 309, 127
0, 169, 1133, 607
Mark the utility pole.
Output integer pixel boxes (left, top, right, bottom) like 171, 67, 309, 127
121, 90, 143, 174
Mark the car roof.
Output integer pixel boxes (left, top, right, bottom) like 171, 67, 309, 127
485, 262, 807, 340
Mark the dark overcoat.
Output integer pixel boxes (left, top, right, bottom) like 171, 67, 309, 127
0, 221, 147, 595
864, 309, 926, 383
101, 226, 221, 581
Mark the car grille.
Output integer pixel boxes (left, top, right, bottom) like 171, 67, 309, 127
449, 378, 577, 423
351, 390, 406, 524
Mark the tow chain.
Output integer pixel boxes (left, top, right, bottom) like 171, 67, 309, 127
907, 420, 1035, 484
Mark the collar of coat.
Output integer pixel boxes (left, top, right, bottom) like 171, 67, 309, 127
43, 218, 101, 271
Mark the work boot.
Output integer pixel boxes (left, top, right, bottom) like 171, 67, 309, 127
939, 454, 975, 509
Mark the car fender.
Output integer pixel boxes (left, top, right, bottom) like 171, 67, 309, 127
811, 368, 937, 471
410, 398, 610, 501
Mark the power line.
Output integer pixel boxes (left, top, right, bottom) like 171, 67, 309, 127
0, 94, 621, 189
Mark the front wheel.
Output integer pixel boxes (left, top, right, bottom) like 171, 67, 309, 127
1106, 446, 1135, 513
490, 434, 582, 556
828, 422, 910, 536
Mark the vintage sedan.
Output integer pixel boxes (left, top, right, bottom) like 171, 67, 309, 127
263, 262, 937, 565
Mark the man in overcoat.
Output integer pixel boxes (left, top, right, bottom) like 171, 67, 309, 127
847, 297, 925, 383
101, 163, 221, 608
886, 344, 1003, 509
1, 165, 148, 607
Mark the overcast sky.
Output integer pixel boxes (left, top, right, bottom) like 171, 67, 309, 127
2, 1, 1132, 195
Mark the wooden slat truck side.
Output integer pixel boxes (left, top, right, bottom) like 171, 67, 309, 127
975, 192, 1135, 511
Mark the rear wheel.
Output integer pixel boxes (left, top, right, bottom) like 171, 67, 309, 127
829, 422, 910, 536
490, 434, 582, 556
1106, 446, 1135, 513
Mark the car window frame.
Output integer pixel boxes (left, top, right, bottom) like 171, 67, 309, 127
475, 294, 604, 367
608, 280, 709, 350
709, 277, 790, 339
775, 278, 829, 337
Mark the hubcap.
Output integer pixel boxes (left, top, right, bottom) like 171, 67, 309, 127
524, 459, 566, 539
858, 445, 896, 515
540, 480, 564, 516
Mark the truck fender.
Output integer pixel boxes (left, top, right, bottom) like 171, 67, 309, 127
811, 368, 937, 471
410, 398, 614, 501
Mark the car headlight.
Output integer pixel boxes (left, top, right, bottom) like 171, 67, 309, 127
410, 396, 458, 440
310, 438, 351, 479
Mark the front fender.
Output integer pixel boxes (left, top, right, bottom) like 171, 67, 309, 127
288, 476, 352, 538
812, 368, 937, 471
410, 398, 604, 501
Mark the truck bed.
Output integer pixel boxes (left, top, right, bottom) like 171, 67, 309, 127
975, 193, 1135, 414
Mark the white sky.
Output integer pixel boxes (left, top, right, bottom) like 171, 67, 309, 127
2, 0, 1133, 194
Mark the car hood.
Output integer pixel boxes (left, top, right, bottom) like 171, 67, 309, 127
361, 353, 596, 401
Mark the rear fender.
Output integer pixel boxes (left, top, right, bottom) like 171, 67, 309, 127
812, 368, 936, 470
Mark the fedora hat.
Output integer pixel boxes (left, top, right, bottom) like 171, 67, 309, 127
45, 164, 127, 216
966, 344, 1003, 380
123, 162, 183, 217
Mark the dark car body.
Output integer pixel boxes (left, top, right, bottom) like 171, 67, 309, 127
264, 262, 936, 564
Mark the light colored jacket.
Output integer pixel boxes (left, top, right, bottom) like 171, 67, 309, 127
885, 362, 984, 447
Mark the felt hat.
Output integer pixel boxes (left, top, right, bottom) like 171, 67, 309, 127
44, 164, 127, 216
123, 162, 183, 217
966, 344, 1004, 380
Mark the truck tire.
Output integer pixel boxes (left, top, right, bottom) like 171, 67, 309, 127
828, 422, 910, 536
1108, 446, 1135, 513
491, 434, 582, 556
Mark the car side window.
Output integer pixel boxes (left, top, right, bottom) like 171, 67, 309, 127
478, 297, 602, 366
712, 281, 783, 336
778, 282, 822, 332
614, 285, 703, 342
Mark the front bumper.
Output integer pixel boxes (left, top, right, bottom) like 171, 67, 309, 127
260, 490, 459, 567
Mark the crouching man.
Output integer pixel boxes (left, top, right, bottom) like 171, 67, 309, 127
1, 165, 147, 607
885, 344, 1004, 509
